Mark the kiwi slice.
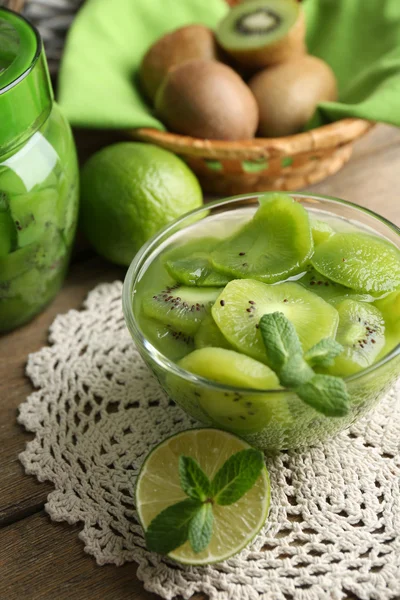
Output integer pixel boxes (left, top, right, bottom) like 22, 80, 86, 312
0, 193, 15, 256
10, 188, 59, 248
210, 193, 313, 283
212, 279, 339, 364
374, 292, 400, 355
297, 266, 352, 302
194, 315, 234, 350
311, 233, 400, 294
324, 299, 385, 376
311, 219, 335, 247
143, 316, 195, 361
178, 347, 285, 433
164, 237, 231, 287
216, 0, 306, 68
143, 284, 222, 335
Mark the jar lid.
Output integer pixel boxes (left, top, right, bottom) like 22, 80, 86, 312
0, 8, 53, 153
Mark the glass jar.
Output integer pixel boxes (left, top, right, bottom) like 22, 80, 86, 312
0, 8, 79, 332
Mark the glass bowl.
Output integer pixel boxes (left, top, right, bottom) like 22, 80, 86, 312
122, 193, 400, 451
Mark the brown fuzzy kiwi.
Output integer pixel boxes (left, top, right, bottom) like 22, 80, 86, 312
155, 59, 259, 141
216, 0, 306, 69
139, 24, 219, 104
248, 55, 338, 137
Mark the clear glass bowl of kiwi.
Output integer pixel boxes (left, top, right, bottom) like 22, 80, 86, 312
122, 193, 400, 451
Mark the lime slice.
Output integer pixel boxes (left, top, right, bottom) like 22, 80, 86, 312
136, 428, 270, 565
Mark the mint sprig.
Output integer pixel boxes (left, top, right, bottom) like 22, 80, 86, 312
179, 456, 211, 502
144, 448, 264, 556
259, 312, 350, 418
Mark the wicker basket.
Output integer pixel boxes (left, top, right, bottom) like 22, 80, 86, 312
7, 0, 373, 194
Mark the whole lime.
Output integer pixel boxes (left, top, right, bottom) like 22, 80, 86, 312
79, 143, 203, 265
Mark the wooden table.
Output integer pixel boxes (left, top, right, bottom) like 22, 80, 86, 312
1, 124, 400, 600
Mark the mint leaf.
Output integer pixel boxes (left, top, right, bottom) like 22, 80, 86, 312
259, 312, 302, 373
188, 502, 213, 554
145, 498, 202, 555
304, 338, 343, 368
179, 456, 211, 502
296, 374, 350, 417
212, 449, 264, 506
279, 353, 314, 388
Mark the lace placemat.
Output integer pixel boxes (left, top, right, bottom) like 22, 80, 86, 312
18, 281, 400, 600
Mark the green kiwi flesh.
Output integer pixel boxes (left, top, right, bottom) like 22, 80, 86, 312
311, 219, 335, 247
210, 193, 313, 283
212, 279, 339, 364
324, 299, 385, 376
194, 315, 234, 350
178, 347, 283, 433
164, 237, 231, 287
143, 284, 222, 335
142, 316, 195, 361
216, 0, 305, 68
311, 232, 400, 293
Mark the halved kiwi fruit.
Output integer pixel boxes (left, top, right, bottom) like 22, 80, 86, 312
139, 25, 219, 103
324, 299, 385, 376
212, 279, 339, 364
216, 0, 306, 68
142, 284, 222, 335
374, 291, 400, 356
311, 232, 400, 294
164, 237, 230, 287
155, 59, 259, 141
210, 193, 313, 283
249, 55, 337, 137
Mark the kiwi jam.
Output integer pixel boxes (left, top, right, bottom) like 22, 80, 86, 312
0, 9, 79, 332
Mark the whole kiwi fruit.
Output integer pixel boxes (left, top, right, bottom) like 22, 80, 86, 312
139, 24, 219, 103
249, 55, 338, 137
216, 0, 306, 69
155, 59, 259, 141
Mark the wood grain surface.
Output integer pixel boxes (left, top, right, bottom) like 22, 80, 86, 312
0, 124, 399, 600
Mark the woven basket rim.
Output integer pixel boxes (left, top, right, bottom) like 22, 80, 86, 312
131, 118, 373, 159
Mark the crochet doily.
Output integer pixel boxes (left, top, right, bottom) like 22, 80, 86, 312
19, 282, 400, 600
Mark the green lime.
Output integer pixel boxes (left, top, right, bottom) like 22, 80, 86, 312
80, 143, 203, 265
136, 428, 270, 565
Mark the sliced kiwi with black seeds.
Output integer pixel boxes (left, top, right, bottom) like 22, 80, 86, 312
311, 232, 400, 293
297, 266, 352, 302
194, 314, 234, 350
210, 193, 313, 284
178, 347, 285, 433
143, 316, 195, 361
323, 299, 385, 376
216, 0, 305, 68
143, 284, 222, 335
212, 279, 339, 364
374, 291, 400, 356
164, 237, 231, 287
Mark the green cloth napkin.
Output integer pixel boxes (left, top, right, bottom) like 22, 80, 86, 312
58, 0, 400, 131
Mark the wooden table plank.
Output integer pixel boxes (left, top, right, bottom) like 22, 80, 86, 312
0, 256, 124, 525
0, 511, 159, 600
308, 125, 400, 224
